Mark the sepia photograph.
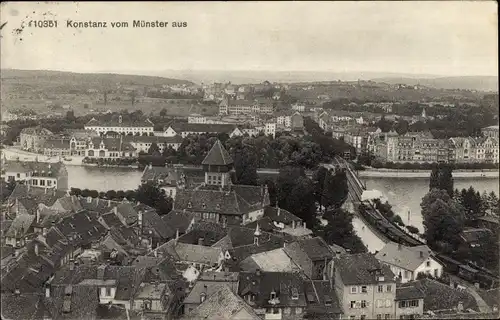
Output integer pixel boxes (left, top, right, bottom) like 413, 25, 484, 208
0, 1, 498, 319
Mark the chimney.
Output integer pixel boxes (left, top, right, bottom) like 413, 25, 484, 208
36, 208, 40, 224
108, 199, 111, 207
198, 238, 204, 246
277, 207, 280, 216
69, 260, 74, 271
14, 289, 20, 295
45, 286, 50, 298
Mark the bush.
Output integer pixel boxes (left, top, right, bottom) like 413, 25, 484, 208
392, 214, 405, 226
407, 225, 420, 234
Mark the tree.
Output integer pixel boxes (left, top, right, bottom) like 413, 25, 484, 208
312, 166, 328, 206
438, 164, 454, 197
316, 209, 367, 253
106, 190, 117, 200
429, 166, 440, 191
277, 167, 317, 228
406, 225, 420, 234
376, 116, 394, 133
421, 191, 465, 251
148, 142, 160, 155
159, 108, 167, 117
321, 170, 348, 211
66, 110, 76, 122
233, 147, 259, 186
487, 191, 499, 216
394, 119, 409, 135
135, 181, 172, 215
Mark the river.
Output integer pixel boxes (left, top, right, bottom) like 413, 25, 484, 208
64, 166, 499, 233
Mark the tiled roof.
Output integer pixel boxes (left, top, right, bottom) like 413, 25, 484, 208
175, 243, 222, 266
263, 206, 302, 224
226, 238, 286, 272
44, 285, 100, 320
160, 210, 195, 235
395, 283, 425, 301
174, 185, 268, 216
5, 214, 35, 238
240, 248, 300, 272
304, 280, 343, 316
186, 285, 261, 320
334, 253, 395, 285
141, 166, 181, 184
125, 135, 183, 144
244, 216, 281, 233
170, 123, 237, 134
52, 264, 99, 285
102, 266, 147, 300
98, 212, 124, 229
296, 237, 334, 261
201, 140, 233, 166
88, 137, 135, 152
184, 281, 232, 305
55, 195, 83, 212
85, 116, 154, 128
238, 271, 307, 308
1, 293, 46, 320
115, 202, 139, 225
375, 242, 434, 271
177, 222, 227, 246
4, 161, 65, 178
142, 210, 175, 239
412, 279, 479, 312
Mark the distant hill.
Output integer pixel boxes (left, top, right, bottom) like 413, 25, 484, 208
371, 76, 498, 92
0, 69, 194, 87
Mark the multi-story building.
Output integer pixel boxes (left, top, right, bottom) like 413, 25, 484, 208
164, 123, 240, 139
188, 114, 207, 124
291, 112, 304, 131
1, 160, 68, 191
127, 135, 183, 153
375, 242, 443, 283
275, 111, 292, 128
474, 136, 499, 164
20, 126, 54, 153
173, 140, 270, 226
482, 125, 499, 139
292, 103, 306, 112
448, 137, 476, 163
265, 122, 277, 138
394, 284, 425, 319
42, 138, 72, 157
219, 99, 274, 115
331, 253, 396, 320
85, 137, 137, 159
85, 115, 154, 136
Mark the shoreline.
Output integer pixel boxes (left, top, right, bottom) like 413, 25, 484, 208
359, 168, 499, 179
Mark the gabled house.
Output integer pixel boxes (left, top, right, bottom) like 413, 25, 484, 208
238, 271, 307, 319
303, 280, 343, 320
4, 213, 36, 247
332, 253, 397, 320
283, 237, 336, 280
375, 242, 443, 282
395, 283, 425, 319
141, 164, 185, 199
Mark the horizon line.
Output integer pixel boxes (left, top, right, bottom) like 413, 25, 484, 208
1, 67, 498, 79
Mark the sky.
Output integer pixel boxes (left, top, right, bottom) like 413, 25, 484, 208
1, 1, 498, 77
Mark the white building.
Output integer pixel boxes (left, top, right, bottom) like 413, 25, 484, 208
265, 122, 277, 138
1, 160, 69, 191
85, 115, 154, 136
375, 242, 443, 283
188, 114, 207, 124
292, 103, 306, 112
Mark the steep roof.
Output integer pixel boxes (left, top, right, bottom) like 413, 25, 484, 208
395, 284, 425, 301
240, 248, 300, 272
304, 280, 343, 317
296, 237, 334, 261
1, 293, 47, 320
160, 210, 195, 234
202, 140, 233, 166
375, 242, 434, 271
185, 285, 261, 320
5, 214, 35, 238
412, 279, 479, 312
175, 243, 222, 266
334, 253, 395, 285
3, 161, 65, 178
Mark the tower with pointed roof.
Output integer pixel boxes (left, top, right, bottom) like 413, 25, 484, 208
202, 140, 234, 187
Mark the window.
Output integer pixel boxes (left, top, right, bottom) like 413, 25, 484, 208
426, 261, 431, 267
295, 307, 302, 314
40, 179, 45, 186
361, 316, 366, 320
16, 173, 20, 178
377, 315, 382, 320
404, 271, 410, 279
361, 286, 367, 293
378, 285, 383, 293
350, 301, 356, 309
361, 300, 367, 308
270, 291, 276, 300
273, 308, 280, 314
351, 286, 358, 294
434, 269, 439, 277
385, 314, 391, 319
385, 299, 392, 308
386, 285, 392, 292
350, 316, 356, 320
377, 299, 384, 308
283, 307, 290, 315
32, 179, 38, 186
106, 287, 111, 296
47, 180, 52, 186
266, 308, 272, 314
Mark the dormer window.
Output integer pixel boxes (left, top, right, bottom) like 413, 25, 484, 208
216, 204, 221, 210
270, 291, 276, 300
202, 203, 206, 209
187, 202, 192, 208
291, 288, 299, 300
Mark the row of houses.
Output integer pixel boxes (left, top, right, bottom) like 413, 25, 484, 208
367, 131, 500, 164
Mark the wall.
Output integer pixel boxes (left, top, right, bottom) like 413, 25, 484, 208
414, 257, 443, 279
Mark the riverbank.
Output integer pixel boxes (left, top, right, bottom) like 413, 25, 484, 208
359, 168, 499, 179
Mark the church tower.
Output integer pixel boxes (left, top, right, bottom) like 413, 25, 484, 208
202, 140, 233, 187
